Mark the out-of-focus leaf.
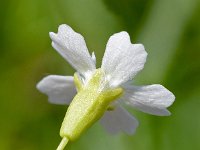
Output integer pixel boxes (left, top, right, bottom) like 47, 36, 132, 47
103, 0, 154, 34
137, 0, 199, 83
164, 6, 200, 98
146, 4, 200, 150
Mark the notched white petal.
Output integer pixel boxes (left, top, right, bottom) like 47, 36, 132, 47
100, 105, 139, 135
37, 75, 77, 105
49, 24, 95, 77
102, 31, 147, 88
122, 84, 175, 116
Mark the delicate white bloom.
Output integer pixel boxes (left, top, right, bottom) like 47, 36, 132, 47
37, 24, 175, 135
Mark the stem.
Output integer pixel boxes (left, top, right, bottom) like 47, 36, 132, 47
56, 137, 69, 150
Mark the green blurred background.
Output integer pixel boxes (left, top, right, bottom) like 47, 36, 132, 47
1, 0, 200, 149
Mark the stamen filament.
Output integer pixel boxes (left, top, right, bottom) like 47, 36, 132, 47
56, 137, 69, 150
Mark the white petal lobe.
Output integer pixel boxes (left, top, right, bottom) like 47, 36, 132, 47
49, 24, 95, 77
101, 31, 147, 87
122, 84, 175, 116
100, 105, 139, 135
37, 75, 77, 105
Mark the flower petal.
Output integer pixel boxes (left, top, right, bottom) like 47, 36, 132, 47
49, 24, 96, 77
122, 84, 175, 116
36, 75, 77, 105
101, 31, 147, 87
100, 105, 139, 135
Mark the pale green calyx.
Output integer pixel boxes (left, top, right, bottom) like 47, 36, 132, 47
60, 69, 123, 141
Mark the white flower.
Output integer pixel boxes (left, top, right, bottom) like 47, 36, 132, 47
37, 24, 175, 135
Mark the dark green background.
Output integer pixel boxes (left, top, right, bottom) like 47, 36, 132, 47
0, 0, 200, 149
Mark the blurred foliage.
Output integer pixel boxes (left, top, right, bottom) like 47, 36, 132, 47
103, 0, 154, 34
0, 0, 200, 150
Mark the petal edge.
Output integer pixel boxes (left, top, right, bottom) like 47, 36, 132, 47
122, 84, 175, 116
100, 105, 139, 134
102, 31, 147, 88
37, 75, 77, 105
49, 24, 96, 78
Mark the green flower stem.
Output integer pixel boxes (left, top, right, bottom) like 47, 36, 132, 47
56, 137, 69, 150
